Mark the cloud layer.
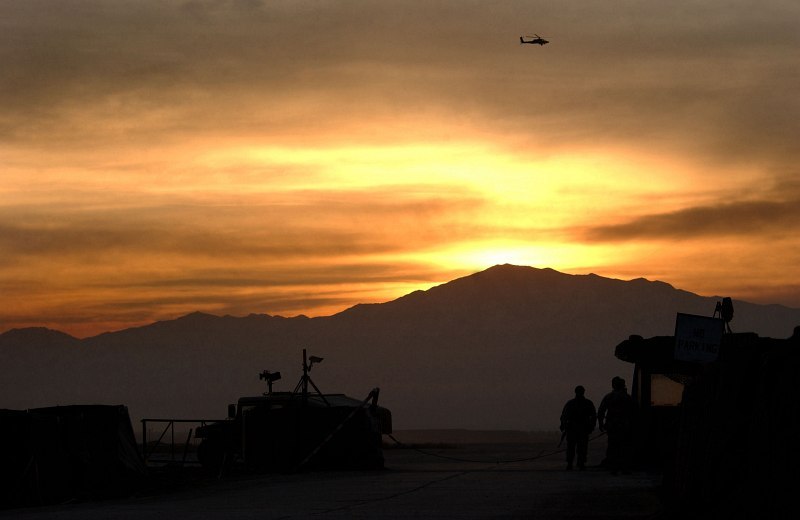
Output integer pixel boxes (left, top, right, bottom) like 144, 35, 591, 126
2, 0, 799, 335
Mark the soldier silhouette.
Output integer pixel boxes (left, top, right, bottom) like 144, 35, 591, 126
597, 376, 637, 473
560, 385, 597, 470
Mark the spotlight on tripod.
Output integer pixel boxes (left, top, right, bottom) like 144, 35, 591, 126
259, 370, 281, 394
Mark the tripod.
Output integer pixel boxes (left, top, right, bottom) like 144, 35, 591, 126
292, 349, 330, 406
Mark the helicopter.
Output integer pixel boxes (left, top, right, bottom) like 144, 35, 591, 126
519, 34, 549, 46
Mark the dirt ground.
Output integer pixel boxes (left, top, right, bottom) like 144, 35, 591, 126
3, 433, 665, 519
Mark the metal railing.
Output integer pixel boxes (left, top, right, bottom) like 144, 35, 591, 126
141, 418, 222, 466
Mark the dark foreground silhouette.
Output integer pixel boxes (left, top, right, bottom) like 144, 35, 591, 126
616, 325, 800, 519
0, 405, 146, 508
560, 385, 597, 470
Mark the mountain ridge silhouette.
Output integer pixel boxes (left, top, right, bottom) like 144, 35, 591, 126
2, 264, 799, 430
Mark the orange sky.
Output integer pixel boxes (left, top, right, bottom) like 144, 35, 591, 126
2, 1, 800, 338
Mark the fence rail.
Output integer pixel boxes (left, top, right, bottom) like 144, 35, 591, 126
141, 418, 224, 466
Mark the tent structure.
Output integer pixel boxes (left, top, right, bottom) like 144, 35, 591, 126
0, 404, 146, 508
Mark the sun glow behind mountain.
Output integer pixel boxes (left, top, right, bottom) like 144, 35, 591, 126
1, 135, 764, 337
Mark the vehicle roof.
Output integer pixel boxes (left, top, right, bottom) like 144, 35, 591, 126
237, 392, 366, 408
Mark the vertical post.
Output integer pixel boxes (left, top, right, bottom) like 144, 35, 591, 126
181, 428, 193, 468
171, 421, 175, 461
302, 348, 309, 402
141, 420, 147, 461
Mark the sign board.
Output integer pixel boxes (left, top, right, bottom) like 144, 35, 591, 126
674, 313, 724, 363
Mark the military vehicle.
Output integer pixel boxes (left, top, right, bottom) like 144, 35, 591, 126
613, 299, 799, 517
195, 350, 392, 472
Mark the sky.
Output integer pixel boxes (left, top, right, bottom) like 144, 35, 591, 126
2, 0, 799, 338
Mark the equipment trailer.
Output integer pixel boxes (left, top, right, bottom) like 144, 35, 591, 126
195, 350, 392, 472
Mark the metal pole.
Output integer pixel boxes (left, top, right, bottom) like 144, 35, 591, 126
181, 428, 193, 468
302, 348, 308, 402
171, 421, 175, 461
142, 420, 147, 461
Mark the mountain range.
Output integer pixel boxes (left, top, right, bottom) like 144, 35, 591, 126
2, 264, 799, 431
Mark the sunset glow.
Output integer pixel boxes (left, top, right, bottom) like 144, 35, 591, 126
2, 0, 799, 337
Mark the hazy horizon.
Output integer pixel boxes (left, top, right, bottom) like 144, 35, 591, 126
4, 264, 799, 340
3, 1, 799, 337
6, 264, 793, 339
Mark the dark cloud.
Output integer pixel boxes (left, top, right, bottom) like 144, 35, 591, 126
117, 262, 444, 291
582, 198, 800, 242
0, 257, 448, 337
0, 187, 487, 266
3, 0, 797, 166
